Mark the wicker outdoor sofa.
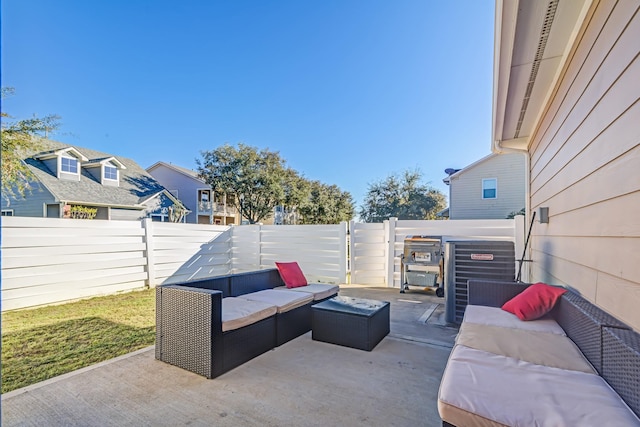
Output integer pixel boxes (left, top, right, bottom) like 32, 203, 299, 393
155, 268, 338, 379
438, 279, 640, 426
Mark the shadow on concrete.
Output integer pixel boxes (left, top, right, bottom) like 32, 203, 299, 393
2, 287, 457, 427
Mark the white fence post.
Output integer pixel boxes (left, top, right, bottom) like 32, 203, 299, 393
349, 220, 356, 284
142, 218, 156, 287
514, 214, 527, 281
258, 223, 264, 268
386, 217, 397, 287
339, 221, 348, 284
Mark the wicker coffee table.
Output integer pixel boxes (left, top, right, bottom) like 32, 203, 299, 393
311, 296, 390, 351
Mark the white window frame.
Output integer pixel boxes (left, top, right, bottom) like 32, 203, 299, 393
482, 178, 497, 199
61, 156, 79, 174
1, 209, 14, 216
104, 165, 118, 181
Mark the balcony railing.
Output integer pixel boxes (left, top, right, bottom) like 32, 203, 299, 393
198, 201, 212, 213
198, 202, 237, 216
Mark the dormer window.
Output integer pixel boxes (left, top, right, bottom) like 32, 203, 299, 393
34, 146, 87, 181
104, 165, 118, 180
61, 157, 79, 174
81, 157, 126, 186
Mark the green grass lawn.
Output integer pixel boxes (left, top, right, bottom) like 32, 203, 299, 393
1, 288, 156, 394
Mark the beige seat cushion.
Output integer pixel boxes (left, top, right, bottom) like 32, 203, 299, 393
456, 322, 595, 374
238, 289, 313, 313
438, 345, 640, 427
221, 297, 277, 332
274, 283, 339, 300
463, 305, 566, 335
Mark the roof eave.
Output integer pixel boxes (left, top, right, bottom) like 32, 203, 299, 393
492, 0, 595, 154
448, 153, 498, 180
147, 161, 206, 184
492, 0, 520, 153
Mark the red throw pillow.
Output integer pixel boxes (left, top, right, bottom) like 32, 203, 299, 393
502, 283, 567, 321
275, 262, 308, 288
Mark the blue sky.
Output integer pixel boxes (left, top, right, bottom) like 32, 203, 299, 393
2, 0, 495, 210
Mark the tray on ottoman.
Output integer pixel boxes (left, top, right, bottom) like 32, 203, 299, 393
311, 296, 390, 351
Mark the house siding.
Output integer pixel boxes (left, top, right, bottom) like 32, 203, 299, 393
1, 182, 56, 217
449, 153, 525, 219
148, 164, 207, 224
110, 208, 145, 221
528, 0, 640, 330
41, 158, 58, 176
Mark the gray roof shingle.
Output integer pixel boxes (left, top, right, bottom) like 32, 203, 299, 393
25, 140, 166, 209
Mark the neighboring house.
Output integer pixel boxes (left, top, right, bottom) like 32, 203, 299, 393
1, 140, 187, 221
493, 0, 639, 330
443, 152, 525, 220
273, 205, 299, 225
147, 161, 240, 225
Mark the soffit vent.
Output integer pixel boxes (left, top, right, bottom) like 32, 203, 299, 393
514, 0, 559, 138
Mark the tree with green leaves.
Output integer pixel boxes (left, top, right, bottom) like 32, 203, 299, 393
281, 167, 310, 214
359, 169, 446, 222
197, 143, 355, 225
506, 207, 526, 219
197, 143, 289, 224
1, 87, 61, 202
299, 180, 354, 224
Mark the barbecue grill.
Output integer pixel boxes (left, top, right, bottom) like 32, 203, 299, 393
400, 235, 444, 297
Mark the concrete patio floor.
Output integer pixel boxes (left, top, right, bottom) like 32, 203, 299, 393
1, 286, 458, 427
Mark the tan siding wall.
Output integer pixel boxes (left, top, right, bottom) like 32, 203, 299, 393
449, 153, 525, 219
528, 0, 640, 330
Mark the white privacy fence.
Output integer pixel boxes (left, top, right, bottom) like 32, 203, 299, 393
387, 217, 524, 288
258, 223, 348, 284
146, 221, 233, 285
1, 217, 149, 311
349, 217, 525, 287
1, 216, 522, 311
162, 223, 348, 286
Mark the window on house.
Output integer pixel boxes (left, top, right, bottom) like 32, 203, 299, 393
482, 178, 497, 199
104, 165, 118, 180
1, 210, 14, 216
61, 157, 78, 173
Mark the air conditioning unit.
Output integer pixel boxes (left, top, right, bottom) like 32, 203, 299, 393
444, 240, 515, 324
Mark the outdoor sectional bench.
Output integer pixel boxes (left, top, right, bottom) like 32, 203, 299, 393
155, 268, 338, 378
438, 279, 640, 426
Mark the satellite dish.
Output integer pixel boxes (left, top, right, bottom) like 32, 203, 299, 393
445, 168, 457, 175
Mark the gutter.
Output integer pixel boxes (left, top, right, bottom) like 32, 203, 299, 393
60, 200, 147, 210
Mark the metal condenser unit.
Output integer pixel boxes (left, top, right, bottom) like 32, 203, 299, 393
444, 240, 515, 323
400, 235, 444, 297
